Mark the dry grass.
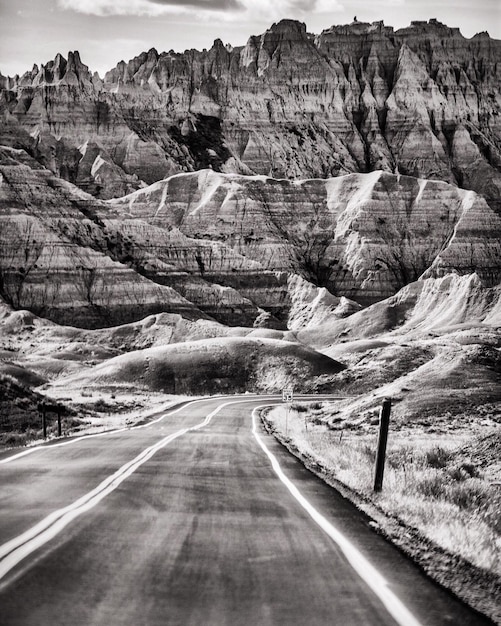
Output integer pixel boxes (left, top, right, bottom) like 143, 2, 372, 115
266, 405, 501, 576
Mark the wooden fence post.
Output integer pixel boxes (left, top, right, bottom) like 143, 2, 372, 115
42, 404, 47, 439
374, 398, 391, 492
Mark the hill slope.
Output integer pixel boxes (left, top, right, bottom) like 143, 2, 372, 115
53, 336, 345, 394
1, 19, 500, 211
2, 147, 500, 328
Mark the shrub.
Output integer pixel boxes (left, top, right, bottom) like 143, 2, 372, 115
93, 398, 110, 412
446, 480, 490, 510
360, 442, 376, 463
415, 471, 448, 499
426, 446, 453, 469
387, 445, 416, 469
447, 462, 481, 481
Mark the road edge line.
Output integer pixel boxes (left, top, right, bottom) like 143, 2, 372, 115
251, 405, 423, 626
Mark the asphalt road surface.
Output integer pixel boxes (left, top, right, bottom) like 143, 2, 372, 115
0, 395, 494, 625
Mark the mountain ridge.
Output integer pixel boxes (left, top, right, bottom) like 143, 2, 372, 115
1, 144, 500, 329
1, 18, 500, 212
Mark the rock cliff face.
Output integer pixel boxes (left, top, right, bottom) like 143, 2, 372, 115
1, 19, 500, 211
105, 168, 501, 306
0, 147, 296, 327
0, 147, 209, 327
3, 145, 499, 328
298, 272, 501, 351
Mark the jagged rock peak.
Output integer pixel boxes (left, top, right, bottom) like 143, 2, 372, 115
103, 47, 161, 86
0, 72, 17, 90
267, 19, 307, 35
259, 19, 311, 50
15, 51, 96, 88
398, 18, 462, 35
319, 19, 395, 37
2, 18, 500, 212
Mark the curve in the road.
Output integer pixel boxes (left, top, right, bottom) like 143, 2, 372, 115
252, 405, 423, 626
0, 398, 251, 582
2, 397, 424, 626
0, 396, 227, 465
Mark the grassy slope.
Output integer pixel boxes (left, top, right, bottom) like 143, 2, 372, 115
262, 403, 501, 623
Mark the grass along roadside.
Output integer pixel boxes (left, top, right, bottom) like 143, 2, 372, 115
262, 402, 501, 623
0, 381, 193, 449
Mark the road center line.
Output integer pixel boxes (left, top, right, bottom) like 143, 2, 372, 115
0, 396, 220, 465
251, 405, 423, 626
0, 398, 250, 583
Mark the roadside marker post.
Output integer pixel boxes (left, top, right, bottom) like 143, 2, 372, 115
38, 403, 47, 439
37, 402, 65, 439
282, 388, 293, 437
373, 398, 391, 493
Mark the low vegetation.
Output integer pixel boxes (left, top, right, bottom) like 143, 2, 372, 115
265, 403, 501, 577
0, 372, 83, 447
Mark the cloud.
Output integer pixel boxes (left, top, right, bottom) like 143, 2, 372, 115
57, 0, 343, 19
149, 0, 244, 9
57, 0, 166, 16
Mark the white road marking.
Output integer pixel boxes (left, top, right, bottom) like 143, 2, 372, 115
0, 394, 331, 465
0, 425, 131, 465
251, 406, 423, 626
0, 398, 259, 582
0, 396, 221, 465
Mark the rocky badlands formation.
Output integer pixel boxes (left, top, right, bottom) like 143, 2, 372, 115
1, 18, 499, 327
0, 17, 499, 433
1, 145, 500, 327
1, 20, 500, 620
0, 19, 500, 211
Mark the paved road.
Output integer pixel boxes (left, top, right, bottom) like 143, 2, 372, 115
0, 396, 493, 625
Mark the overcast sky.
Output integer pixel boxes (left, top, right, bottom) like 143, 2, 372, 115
0, 0, 500, 78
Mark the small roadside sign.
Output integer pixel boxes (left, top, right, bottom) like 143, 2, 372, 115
282, 388, 293, 403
